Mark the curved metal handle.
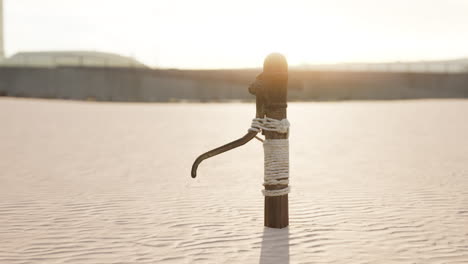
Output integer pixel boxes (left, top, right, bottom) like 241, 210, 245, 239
191, 130, 258, 178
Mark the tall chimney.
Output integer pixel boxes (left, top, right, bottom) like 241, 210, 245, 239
0, 0, 4, 59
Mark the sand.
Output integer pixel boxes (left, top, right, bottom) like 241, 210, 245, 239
0, 98, 467, 264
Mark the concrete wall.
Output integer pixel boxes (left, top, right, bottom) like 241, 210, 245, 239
289, 71, 468, 100
0, 66, 467, 101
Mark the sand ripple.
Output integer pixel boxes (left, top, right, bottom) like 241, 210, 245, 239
0, 98, 467, 263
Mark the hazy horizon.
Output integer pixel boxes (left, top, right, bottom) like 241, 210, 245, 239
6, 0, 468, 69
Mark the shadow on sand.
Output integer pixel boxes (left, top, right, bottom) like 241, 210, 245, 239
259, 227, 290, 264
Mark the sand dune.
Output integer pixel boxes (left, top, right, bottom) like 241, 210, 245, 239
0, 98, 467, 263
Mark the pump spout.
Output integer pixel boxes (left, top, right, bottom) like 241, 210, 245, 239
191, 69, 267, 178
191, 130, 258, 178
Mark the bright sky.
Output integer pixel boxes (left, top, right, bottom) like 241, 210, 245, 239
6, 0, 468, 69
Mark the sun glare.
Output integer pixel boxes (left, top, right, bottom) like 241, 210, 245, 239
7, 0, 468, 68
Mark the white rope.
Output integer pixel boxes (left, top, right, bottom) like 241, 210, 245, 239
249, 117, 290, 134
249, 117, 290, 197
263, 139, 290, 196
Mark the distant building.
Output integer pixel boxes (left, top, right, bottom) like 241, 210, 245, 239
0, 0, 144, 68
2, 51, 147, 68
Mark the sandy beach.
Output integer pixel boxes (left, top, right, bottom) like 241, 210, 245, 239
0, 98, 467, 263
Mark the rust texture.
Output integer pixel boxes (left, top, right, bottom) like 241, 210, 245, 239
191, 53, 289, 228
262, 53, 289, 228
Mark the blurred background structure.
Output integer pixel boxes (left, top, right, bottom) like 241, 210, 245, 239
1, 66, 467, 102
1, 0, 467, 101
3, 51, 146, 68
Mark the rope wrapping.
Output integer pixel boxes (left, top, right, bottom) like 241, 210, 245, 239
263, 139, 290, 196
250, 117, 290, 197
249, 117, 290, 134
